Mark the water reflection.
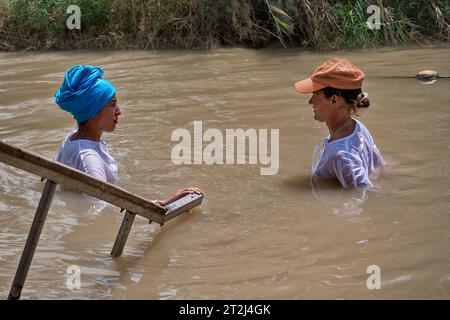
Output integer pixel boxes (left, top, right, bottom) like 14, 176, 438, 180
310, 176, 368, 217
57, 188, 111, 218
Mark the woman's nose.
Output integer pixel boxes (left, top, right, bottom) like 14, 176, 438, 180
308, 97, 313, 105
116, 105, 121, 116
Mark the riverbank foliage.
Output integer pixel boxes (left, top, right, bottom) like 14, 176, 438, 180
0, 0, 449, 50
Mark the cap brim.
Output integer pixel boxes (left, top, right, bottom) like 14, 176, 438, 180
294, 78, 326, 94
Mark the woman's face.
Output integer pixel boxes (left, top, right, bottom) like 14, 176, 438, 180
308, 90, 342, 122
91, 94, 121, 132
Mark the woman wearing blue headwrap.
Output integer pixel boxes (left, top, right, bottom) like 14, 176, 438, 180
55, 65, 203, 206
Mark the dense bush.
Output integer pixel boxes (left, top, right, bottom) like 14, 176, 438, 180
0, 0, 448, 50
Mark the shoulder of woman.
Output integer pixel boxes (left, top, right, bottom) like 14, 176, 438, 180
329, 149, 364, 164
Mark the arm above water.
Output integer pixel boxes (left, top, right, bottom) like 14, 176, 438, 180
154, 187, 204, 207
82, 152, 202, 207
329, 152, 373, 189
80, 153, 108, 182
373, 144, 386, 168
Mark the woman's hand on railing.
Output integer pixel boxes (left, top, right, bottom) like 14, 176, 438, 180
155, 187, 204, 207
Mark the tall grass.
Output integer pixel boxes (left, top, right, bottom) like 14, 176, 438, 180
0, 0, 448, 50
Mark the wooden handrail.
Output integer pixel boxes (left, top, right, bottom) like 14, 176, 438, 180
0, 140, 167, 223
1, 140, 203, 300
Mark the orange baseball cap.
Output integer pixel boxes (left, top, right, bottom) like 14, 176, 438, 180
294, 58, 365, 94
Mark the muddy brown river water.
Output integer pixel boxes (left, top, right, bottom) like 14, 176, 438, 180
0, 47, 449, 299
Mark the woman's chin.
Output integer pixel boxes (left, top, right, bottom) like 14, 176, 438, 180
314, 114, 325, 122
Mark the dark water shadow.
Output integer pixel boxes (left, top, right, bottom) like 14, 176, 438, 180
108, 207, 203, 284
283, 174, 368, 217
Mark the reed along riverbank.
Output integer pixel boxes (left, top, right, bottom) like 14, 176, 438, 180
0, 0, 449, 51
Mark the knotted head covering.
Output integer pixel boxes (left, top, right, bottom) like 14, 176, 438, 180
55, 65, 116, 124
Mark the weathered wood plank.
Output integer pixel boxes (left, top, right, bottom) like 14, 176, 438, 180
7, 179, 56, 300
164, 193, 204, 223
1, 140, 205, 300
0, 141, 166, 223
111, 211, 136, 257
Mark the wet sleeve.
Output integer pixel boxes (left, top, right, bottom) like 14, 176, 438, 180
80, 153, 107, 182
329, 152, 372, 189
372, 144, 386, 168
55, 144, 63, 162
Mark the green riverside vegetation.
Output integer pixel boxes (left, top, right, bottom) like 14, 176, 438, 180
0, 0, 449, 50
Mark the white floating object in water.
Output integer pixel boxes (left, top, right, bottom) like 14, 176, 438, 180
416, 70, 438, 84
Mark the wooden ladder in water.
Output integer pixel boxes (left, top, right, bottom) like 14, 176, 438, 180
0, 141, 203, 300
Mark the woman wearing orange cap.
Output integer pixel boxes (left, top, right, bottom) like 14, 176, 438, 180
295, 58, 385, 189
55, 65, 203, 205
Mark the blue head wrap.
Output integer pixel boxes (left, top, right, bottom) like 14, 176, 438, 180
55, 65, 116, 124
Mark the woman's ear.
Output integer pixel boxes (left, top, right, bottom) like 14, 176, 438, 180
330, 94, 338, 104
332, 95, 345, 107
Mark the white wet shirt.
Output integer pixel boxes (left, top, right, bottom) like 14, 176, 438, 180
56, 130, 118, 184
312, 119, 385, 189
